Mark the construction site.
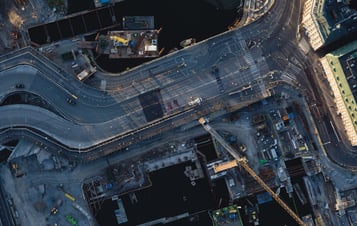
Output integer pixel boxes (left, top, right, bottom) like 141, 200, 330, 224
69, 16, 162, 59
1, 83, 355, 226
77, 88, 325, 226
95, 29, 161, 59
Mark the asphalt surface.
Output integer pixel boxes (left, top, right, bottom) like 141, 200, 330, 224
0, 0, 355, 167
0, 0, 305, 148
0, 181, 15, 226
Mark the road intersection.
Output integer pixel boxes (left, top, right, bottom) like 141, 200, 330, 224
0, 0, 355, 170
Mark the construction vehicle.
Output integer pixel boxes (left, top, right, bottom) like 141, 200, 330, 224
51, 207, 58, 215
11, 163, 25, 177
188, 97, 203, 106
109, 35, 129, 46
11, 163, 18, 174
65, 193, 76, 202
65, 215, 78, 226
198, 117, 305, 226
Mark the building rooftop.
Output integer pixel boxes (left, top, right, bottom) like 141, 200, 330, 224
320, 40, 357, 146
210, 204, 244, 226
302, 0, 357, 50
323, 1, 357, 43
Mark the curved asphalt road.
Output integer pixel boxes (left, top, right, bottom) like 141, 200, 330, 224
0, 0, 355, 167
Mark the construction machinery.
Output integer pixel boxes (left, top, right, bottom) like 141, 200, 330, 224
66, 215, 78, 226
65, 193, 76, 202
11, 163, 25, 177
198, 117, 305, 226
109, 35, 129, 46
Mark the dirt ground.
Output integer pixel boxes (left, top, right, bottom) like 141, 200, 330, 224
0, 0, 63, 51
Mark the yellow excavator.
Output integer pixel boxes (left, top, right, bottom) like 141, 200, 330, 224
109, 35, 129, 46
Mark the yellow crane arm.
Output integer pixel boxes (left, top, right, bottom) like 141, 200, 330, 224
198, 117, 305, 226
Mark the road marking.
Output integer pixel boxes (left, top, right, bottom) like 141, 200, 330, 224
329, 120, 340, 142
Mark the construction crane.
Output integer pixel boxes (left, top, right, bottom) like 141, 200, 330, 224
198, 117, 305, 226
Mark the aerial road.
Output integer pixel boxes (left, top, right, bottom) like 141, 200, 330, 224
0, 182, 15, 226
0, 0, 309, 150
0, 0, 355, 168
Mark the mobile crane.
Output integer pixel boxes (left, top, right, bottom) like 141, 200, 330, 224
198, 117, 305, 226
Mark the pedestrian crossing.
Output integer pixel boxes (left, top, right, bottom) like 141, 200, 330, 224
239, 39, 247, 50
286, 62, 302, 76
244, 52, 260, 79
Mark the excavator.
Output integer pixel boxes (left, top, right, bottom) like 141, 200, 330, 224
109, 35, 129, 46
198, 117, 305, 226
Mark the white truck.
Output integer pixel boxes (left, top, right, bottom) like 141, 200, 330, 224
270, 148, 278, 161
188, 97, 202, 106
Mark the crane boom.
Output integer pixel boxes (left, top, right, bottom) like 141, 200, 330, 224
198, 117, 305, 226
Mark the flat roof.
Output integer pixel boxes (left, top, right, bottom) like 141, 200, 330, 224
303, 0, 357, 47
321, 40, 357, 145
213, 160, 238, 174
211, 204, 244, 226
